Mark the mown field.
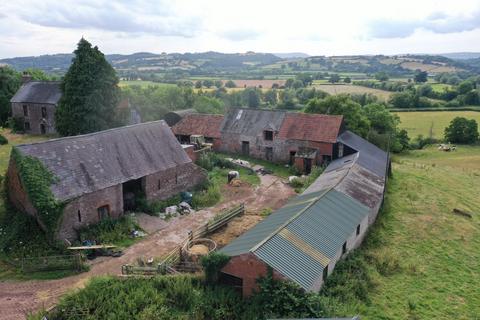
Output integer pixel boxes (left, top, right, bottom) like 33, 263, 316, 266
119, 80, 177, 88
395, 111, 480, 139
313, 83, 392, 101
352, 146, 480, 319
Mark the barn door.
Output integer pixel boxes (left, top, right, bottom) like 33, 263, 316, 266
265, 147, 273, 161
242, 141, 249, 156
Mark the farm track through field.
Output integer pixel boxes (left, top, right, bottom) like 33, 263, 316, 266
0, 174, 295, 320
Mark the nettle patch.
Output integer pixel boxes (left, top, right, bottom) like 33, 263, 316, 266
12, 148, 64, 236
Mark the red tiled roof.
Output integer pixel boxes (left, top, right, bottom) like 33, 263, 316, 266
172, 114, 224, 139
278, 113, 343, 143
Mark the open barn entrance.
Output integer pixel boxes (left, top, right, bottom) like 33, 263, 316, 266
122, 177, 145, 211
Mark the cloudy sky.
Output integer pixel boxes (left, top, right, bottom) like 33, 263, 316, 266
1, 0, 480, 58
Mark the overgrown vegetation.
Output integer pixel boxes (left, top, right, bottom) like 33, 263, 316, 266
135, 194, 182, 216
77, 215, 140, 247
11, 148, 64, 236
200, 252, 230, 284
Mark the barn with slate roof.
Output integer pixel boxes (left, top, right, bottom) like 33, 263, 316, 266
10, 80, 62, 135
7, 120, 206, 241
220, 131, 390, 296
218, 108, 344, 173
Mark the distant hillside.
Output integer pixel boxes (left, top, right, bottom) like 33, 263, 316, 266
1, 51, 477, 78
273, 52, 310, 59
440, 52, 480, 60
0, 51, 282, 75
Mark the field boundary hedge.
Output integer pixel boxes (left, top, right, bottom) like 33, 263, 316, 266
390, 107, 480, 113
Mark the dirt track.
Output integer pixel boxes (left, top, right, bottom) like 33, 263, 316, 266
0, 174, 295, 320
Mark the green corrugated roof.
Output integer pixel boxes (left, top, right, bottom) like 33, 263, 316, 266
254, 189, 369, 291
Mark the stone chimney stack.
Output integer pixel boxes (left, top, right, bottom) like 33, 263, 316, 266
21, 72, 32, 84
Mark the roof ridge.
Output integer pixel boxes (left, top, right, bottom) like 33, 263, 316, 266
16, 120, 167, 148
250, 153, 360, 254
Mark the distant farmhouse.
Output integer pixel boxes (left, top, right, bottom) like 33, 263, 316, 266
171, 108, 344, 173
7, 121, 206, 241
220, 131, 390, 296
10, 75, 61, 135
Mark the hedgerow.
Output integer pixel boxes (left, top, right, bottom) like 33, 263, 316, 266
11, 148, 64, 236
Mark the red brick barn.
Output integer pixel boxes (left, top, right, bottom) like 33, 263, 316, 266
172, 113, 224, 151
7, 120, 206, 241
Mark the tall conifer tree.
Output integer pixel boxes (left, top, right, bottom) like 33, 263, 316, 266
55, 38, 119, 136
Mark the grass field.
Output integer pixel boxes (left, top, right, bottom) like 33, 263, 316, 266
350, 146, 480, 319
119, 80, 177, 88
395, 111, 480, 139
313, 83, 392, 100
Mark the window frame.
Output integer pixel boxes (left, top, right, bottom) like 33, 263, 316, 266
97, 205, 110, 220
264, 130, 274, 141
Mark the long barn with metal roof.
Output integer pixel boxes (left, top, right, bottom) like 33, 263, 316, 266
220, 131, 390, 296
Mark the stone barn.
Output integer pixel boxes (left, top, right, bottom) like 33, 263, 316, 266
10, 80, 61, 135
172, 113, 224, 150
220, 131, 389, 296
218, 108, 344, 173
7, 120, 206, 241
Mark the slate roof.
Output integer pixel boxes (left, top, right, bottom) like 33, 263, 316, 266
220, 108, 286, 135
15, 121, 191, 201
221, 131, 389, 291
278, 113, 343, 143
172, 114, 224, 139
10, 81, 62, 105
337, 131, 389, 178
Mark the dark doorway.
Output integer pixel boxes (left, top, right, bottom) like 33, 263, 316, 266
289, 151, 296, 165
40, 123, 46, 134
241, 141, 249, 156
219, 272, 243, 295
265, 147, 273, 161
122, 177, 145, 211
304, 158, 312, 174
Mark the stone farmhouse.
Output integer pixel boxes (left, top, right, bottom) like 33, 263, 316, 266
10, 79, 61, 135
219, 131, 390, 296
7, 120, 206, 241
171, 108, 344, 173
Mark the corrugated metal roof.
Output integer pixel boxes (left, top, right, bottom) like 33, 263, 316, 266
254, 190, 369, 291
10, 81, 62, 105
15, 120, 192, 201
337, 131, 388, 178
278, 113, 343, 143
220, 108, 286, 135
172, 114, 224, 138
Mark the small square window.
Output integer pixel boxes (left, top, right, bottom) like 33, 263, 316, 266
356, 224, 361, 236
264, 130, 273, 141
97, 205, 110, 220
24, 122, 30, 130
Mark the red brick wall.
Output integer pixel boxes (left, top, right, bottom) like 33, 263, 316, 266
221, 253, 285, 297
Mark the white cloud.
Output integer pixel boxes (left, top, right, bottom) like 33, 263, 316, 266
1, 0, 480, 58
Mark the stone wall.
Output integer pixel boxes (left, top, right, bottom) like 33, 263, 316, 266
11, 102, 56, 134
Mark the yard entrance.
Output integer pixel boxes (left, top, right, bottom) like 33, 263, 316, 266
122, 177, 145, 211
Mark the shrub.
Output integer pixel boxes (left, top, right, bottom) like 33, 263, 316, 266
0, 134, 8, 145
77, 215, 138, 245
7, 117, 24, 133
135, 194, 181, 216
201, 252, 231, 284
192, 183, 221, 209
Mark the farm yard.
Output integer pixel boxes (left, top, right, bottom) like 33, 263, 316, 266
395, 110, 480, 139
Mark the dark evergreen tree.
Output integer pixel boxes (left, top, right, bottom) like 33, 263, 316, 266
55, 38, 120, 136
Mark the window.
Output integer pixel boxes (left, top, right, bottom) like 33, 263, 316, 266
40, 124, 46, 134
322, 265, 329, 281
342, 241, 347, 255
97, 205, 110, 220
158, 180, 161, 190
77, 210, 82, 222
41, 106, 47, 118
23, 105, 28, 116
264, 130, 273, 141
24, 122, 30, 130
356, 224, 361, 236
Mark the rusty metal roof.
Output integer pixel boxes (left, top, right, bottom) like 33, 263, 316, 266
10, 81, 62, 105
278, 113, 343, 143
172, 113, 224, 139
15, 120, 192, 201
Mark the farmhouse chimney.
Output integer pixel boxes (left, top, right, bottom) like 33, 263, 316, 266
21, 72, 32, 84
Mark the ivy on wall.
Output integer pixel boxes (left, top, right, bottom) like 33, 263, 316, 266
11, 147, 64, 236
